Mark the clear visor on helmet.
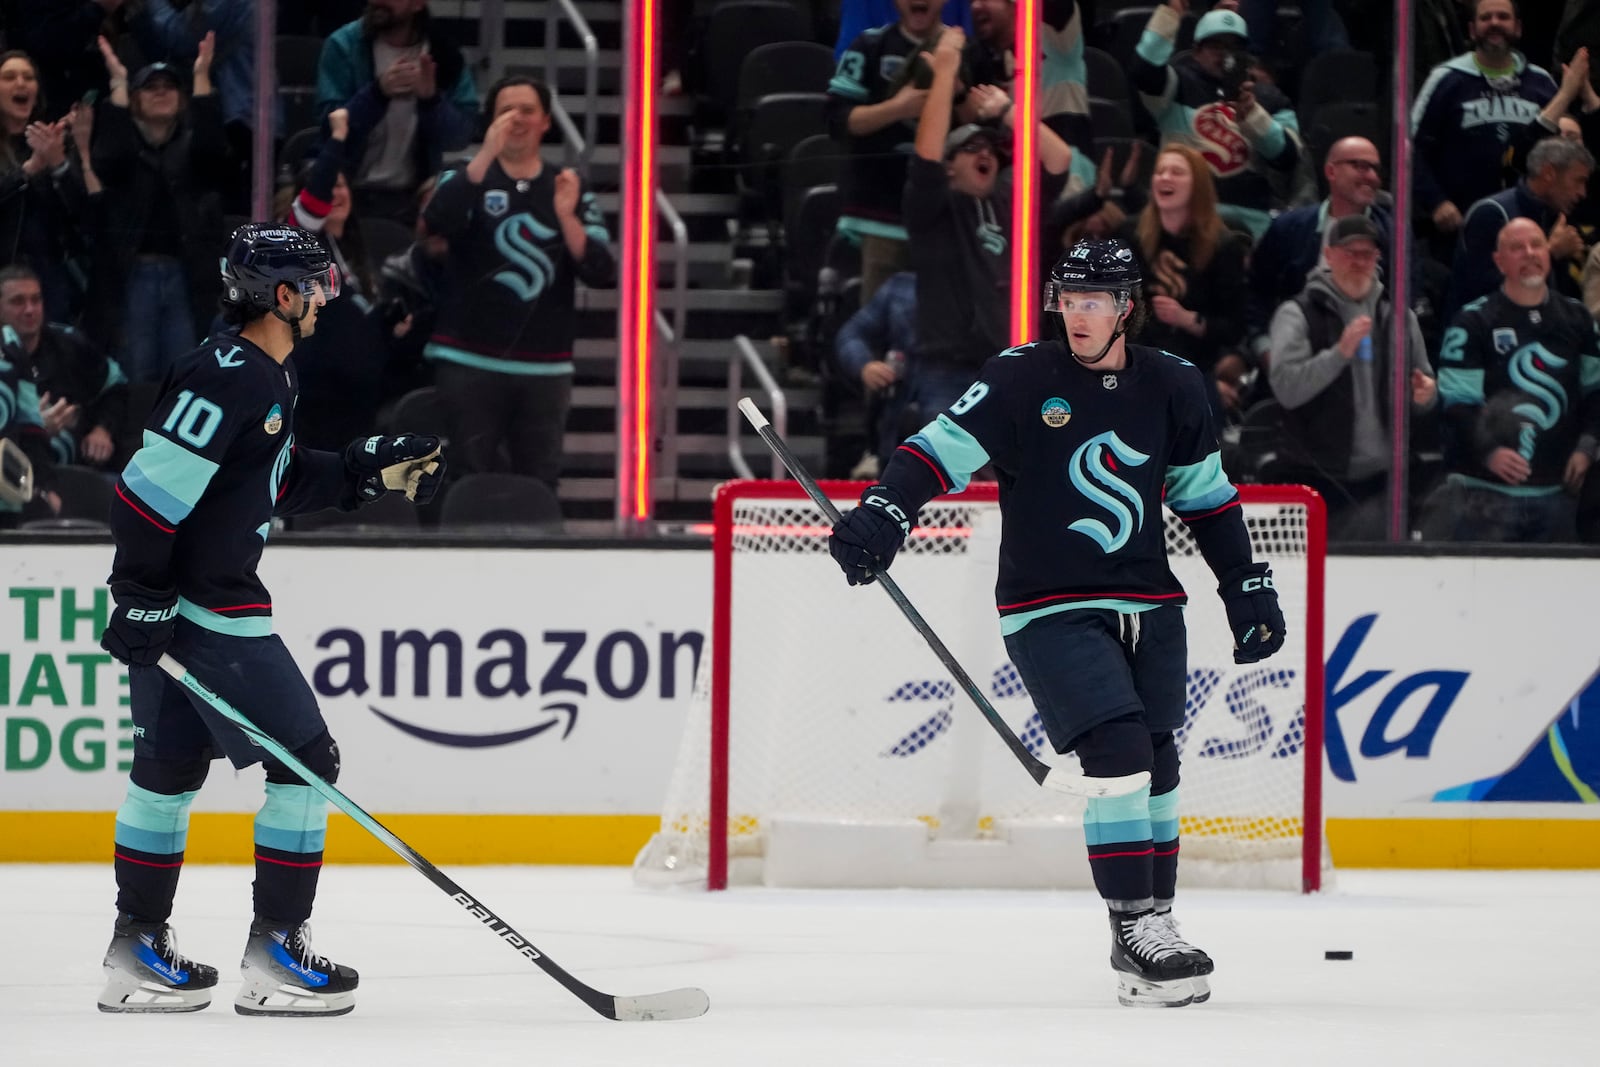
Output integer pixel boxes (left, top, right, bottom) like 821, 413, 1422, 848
290, 265, 341, 304
1044, 281, 1130, 317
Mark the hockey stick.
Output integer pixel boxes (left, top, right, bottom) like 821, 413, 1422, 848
157, 655, 710, 1022
737, 398, 1148, 800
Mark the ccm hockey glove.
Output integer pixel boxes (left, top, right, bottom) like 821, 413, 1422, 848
101, 581, 178, 667
829, 484, 913, 586
344, 433, 445, 505
1218, 562, 1286, 664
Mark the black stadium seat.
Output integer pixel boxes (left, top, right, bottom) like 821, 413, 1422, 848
702, 1, 812, 122
439, 473, 565, 533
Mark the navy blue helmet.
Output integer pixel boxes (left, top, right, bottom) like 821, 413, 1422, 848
1045, 238, 1143, 312
219, 223, 340, 313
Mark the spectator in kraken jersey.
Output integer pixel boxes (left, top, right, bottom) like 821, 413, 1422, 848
0, 264, 128, 470
1133, 1, 1301, 242
827, 0, 949, 303
1430, 218, 1600, 542
423, 76, 615, 491
1412, 0, 1558, 250
905, 29, 1075, 414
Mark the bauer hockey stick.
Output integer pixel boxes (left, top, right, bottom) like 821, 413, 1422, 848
157, 654, 710, 1022
738, 398, 1148, 800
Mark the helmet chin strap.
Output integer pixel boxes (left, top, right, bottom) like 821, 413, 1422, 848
269, 292, 313, 344
1068, 304, 1131, 367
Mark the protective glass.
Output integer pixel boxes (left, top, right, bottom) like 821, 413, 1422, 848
1044, 283, 1129, 316
291, 265, 341, 304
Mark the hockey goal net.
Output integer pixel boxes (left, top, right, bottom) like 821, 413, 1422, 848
636, 481, 1327, 893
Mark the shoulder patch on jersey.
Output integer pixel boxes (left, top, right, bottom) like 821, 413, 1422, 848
263, 403, 283, 435
1160, 349, 1195, 368
1462, 296, 1489, 313
1041, 397, 1072, 427
483, 189, 510, 217
998, 341, 1042, 358
214, 344, 245, 369
1492, 327, 1517, 355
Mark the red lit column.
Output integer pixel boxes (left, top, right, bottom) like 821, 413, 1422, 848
1010, 0, 1040, 345
617, 0, 659, 531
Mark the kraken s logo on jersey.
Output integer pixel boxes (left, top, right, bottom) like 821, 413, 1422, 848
1067, 430, 1150, 553
1507, 343, 1569, 457
492, 213, 558, 302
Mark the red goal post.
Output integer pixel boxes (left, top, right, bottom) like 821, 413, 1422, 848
642, 481, 1326, 893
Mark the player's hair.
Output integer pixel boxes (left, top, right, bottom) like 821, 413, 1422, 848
219, 295, 271, 328
1528, 136, 1595, 178
1133, 144, 1227, 275
1123, 290, 1151, 338
0, 264, 40, 289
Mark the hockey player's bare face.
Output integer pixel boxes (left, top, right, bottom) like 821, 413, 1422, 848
1058, 293, 1128, 368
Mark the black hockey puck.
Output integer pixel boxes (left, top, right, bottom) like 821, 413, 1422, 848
1324, 950, 1354, 960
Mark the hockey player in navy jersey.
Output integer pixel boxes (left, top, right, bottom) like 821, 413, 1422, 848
96, 224, 446, 1017
829, 238, 1286, 1007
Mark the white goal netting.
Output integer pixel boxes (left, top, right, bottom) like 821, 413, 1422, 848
637, 481, 1327, 892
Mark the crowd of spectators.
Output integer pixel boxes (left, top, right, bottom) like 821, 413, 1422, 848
0, 0, 611, 532
2, 0, 1600, 546
818, 0, 1600, 544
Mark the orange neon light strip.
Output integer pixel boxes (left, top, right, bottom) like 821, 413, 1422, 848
620, 0, 657, 522
1011, 0, 1039, 345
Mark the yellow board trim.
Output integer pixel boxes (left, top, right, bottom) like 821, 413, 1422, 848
5, 812, 1600, 868
2, 812, 658, 865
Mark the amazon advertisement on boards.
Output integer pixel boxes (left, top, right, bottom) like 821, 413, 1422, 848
1, 545, 1598, 821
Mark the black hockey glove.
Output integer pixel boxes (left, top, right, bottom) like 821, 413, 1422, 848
829, 484, 913, 586
343, 433, 445, 506
100, 581, 178, 668
1219, 562, 1286, 664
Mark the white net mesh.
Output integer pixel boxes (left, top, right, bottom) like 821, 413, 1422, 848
636, 483, 1325, 891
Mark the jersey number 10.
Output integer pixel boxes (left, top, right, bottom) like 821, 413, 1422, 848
161, 390, 224, 449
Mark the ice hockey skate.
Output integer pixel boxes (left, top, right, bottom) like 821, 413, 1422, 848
98, 915, 218, 1013
235, 920, 359, 1017
1108, 910, 1205, 1008
1149, 909, 1213, 1003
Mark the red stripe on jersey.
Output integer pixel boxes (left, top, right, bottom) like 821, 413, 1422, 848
212, 602, 272, 613
897, 445, 950, 492
1175, 499, 1242, 523
254, 853, 323, 868
114, 852, 184, 869
114, 484, 177, 533
997, 590, 1187, 611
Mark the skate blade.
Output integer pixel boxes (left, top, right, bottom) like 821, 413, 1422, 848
98, 972, 212, 1014
235, 978, 355, 1018
1116, 973, 1196, 1008
1190, 975, 1211, 1004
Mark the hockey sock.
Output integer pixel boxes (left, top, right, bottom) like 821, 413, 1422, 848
1083, 783, 1154, 909
1150, 787, 1180, 906
113, 781, 200, 922
252, 781, 328, 925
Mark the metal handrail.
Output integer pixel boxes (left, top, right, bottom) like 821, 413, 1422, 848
655, 189, 688, 345
546, 0, 598, 173
728, 336, 787, 480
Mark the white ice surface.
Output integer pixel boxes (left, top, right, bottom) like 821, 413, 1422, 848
5, 865, 1594, 1066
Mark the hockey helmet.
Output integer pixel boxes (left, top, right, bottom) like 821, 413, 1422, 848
1044, 238, 1142, 314
219, 223, 341, 312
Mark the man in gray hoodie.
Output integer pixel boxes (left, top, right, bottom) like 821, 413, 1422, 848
1267, 214, 1439, 540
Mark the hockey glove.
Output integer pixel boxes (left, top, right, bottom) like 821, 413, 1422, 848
101, 581, 178, 668
1219, 562, 1286, 664
343, 433, 445, 505
829, 484, 913, 586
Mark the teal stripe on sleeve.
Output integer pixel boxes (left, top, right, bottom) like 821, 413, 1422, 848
254, 782, 329, 853
124, 431, 220, 523
906, 414, 991, 494
1438, 367, 1485, 408
1149, 788, 1179, 843
114, 783, 199, 854
1582, 355, 1600, 393
103, 358, 128, 393
424, 342, 574, 376
1165, 453, 1236, 513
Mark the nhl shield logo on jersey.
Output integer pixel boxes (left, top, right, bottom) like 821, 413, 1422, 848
263, 403, 283, 435
1102, 374, 1119, 390
483, 189, 510, 217
1040, 397, 1072, 427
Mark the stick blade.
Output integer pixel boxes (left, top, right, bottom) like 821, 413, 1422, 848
608, 986, 711, 1021
1040, 768, 1150, 798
